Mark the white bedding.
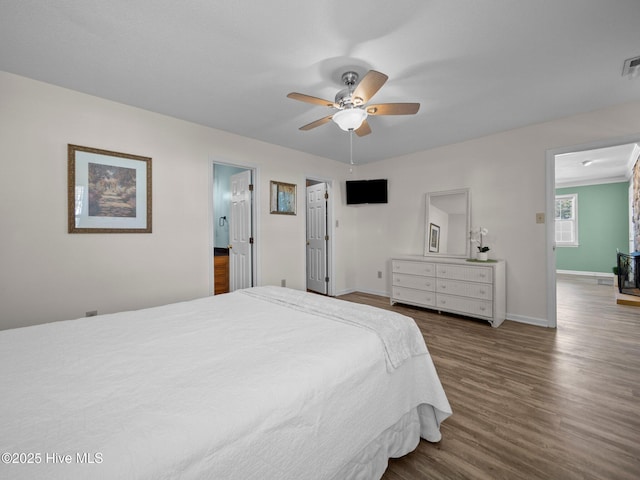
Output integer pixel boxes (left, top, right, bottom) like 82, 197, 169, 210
0, 286, 451, 480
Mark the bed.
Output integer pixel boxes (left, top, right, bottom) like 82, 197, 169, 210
0, 286, 451, 480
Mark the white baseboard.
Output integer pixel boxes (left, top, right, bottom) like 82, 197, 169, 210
356, 287, 390, 297
334, 287, 389, 298
334, 288, 357, 297
505, 314, 550, 328
557, 269, 614, 285
557, 269, 614, 278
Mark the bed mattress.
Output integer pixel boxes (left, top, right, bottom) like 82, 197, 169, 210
0, 286, 451, 479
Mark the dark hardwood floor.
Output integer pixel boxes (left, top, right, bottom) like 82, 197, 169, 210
339, 276, 640, 480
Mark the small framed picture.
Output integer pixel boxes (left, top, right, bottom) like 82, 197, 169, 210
68, 144, 152, 233
429, 223, 440, 253
270, 181, 296, 215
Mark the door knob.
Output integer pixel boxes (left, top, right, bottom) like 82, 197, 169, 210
227, 244, 233, 249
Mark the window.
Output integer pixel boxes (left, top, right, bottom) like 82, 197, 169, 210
555, 194, 578, 246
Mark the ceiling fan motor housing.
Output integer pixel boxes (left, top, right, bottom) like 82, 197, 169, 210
336, 71, 361, 108
341, 71, 358, 85
335, 88, 356, 109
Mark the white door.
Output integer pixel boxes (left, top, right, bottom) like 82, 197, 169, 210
307, 182, 328, 294
229, 170, 252, 291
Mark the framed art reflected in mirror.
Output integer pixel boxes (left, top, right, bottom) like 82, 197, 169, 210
428, 223, 440, 253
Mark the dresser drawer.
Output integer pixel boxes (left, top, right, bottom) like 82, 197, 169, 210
392, 273, 435, 291
392, 260, 435, 276
436, 293, 493, 318
392, 286, 436, 307
436, 279, 492, 300
436, 264, 492, 283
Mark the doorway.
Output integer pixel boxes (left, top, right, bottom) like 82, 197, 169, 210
546, 135, 640, 327
306, 178, 334, 295
212, 162, 256, 294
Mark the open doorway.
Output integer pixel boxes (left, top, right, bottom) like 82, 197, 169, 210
546, 137, 640, 327
212, 162, 256, 294
306, 178, 334, 296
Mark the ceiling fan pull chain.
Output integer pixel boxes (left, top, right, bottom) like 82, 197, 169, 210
350, 130, 354, 165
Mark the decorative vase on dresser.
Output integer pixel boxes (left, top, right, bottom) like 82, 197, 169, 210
391, 256, 506, 327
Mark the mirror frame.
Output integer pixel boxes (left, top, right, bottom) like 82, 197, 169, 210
424, 188, 471, 258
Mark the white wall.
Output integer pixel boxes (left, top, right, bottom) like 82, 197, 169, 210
355, 101, 640, 324
0, 72, 355, 329
3, 71, 640, 329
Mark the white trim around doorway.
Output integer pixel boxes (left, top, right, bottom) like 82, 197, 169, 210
545, 133, 640, 328
209, 157, 261, 295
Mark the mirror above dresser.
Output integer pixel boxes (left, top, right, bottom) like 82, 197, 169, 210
424, 188, 470, 258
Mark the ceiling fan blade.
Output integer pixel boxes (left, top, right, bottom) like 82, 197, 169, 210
299, 114, 334, 131
355, 120, 372, 137
352, 70, 388, 105
287, 92, 337, 108
366, 103, 420, 115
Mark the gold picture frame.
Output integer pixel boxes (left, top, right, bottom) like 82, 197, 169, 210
68, 144, 152, 233
270, 181, 296, 215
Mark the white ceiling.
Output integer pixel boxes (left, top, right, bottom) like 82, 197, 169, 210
555, 143, 639, 187
1, 0, 640, 171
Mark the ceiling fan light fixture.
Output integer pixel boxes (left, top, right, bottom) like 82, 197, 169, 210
288, 69, 419, 139
332, 108, 367, 131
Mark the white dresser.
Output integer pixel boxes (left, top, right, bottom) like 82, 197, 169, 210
391, 256, 506, 327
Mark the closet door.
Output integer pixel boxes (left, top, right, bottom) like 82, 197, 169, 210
306, 182, 328, 294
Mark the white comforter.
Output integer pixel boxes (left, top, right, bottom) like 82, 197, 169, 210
0, 287, 451, 480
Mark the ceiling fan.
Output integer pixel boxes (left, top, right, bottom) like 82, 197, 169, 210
287, 70, 420, 136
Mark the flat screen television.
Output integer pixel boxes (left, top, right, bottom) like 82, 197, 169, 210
346, 179, 388, 205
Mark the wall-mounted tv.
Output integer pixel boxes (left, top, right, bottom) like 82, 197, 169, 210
346, 179, 388, 205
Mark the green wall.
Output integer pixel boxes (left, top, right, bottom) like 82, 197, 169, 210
555, 182, 629, 273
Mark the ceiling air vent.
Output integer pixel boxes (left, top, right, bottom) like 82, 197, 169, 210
622, 55, 640, 78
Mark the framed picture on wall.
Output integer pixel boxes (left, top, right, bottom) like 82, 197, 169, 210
68, 144, 152, 233
270, 180, 296, 215
429, 223, 440, 253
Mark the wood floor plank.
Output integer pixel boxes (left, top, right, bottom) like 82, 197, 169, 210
339, 276, 640, 480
